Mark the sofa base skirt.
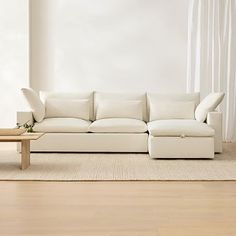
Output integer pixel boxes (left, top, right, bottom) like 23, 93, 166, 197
17, 133, 148, 153
148, 135, 214, 159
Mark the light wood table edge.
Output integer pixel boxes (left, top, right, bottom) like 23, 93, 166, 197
0, 132, 44, 170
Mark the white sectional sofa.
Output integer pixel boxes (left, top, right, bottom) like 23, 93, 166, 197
18, 89, 224, 158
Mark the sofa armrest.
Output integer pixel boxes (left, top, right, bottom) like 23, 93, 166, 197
207, 111, 223, 153
17, 111, 34, 126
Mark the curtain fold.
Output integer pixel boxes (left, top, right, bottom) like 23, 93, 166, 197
187, 0, 236, 142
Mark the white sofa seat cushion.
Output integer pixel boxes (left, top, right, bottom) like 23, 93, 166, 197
34, 118, 91, 133
89, 118, 148, 133
148, 120, 215, 137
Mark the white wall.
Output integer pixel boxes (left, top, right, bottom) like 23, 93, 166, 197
31, 0, 189, 93
0, 0, 29, 127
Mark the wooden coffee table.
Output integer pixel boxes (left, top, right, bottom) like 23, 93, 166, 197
0, 133, 44, 170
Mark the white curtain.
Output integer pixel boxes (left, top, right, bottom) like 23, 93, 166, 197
187, 0, 236, 142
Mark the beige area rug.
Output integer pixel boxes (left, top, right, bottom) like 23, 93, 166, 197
0, 143, 235, 181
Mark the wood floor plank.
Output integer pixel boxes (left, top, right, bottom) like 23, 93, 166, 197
0, 181, 235, 235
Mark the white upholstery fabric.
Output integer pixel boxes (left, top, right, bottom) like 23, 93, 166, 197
17, 111, 34, 126
149, 101, 195, 121
207, 111, 223, 153
40, 91, 94, 120
148, 136, 214, 159
21, 88, 45, 122
195, 92, 225, 122
148, 120, 214, 137
33, 118, 91, 133
29, 133, 148, 152
89, 118, 147, 133
45, 98, 90, 120
147, 92, 200, 121
96, 100, 143, 120
147, 92, 200, 104
94, 92, 147, 121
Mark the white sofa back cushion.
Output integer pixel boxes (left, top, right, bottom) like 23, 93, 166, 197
149, 101, 195, 121
21, 88, 45, 122
45, 98, 90, 120
195, 92, 225, 122
95, 92, 147, 121
147, 93, 200, 121
96, 100, 143, 120
40, 91, 93, 120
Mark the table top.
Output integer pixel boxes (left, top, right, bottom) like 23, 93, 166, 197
0, 132, 44, 141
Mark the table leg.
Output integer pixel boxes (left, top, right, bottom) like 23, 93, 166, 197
21, 140, 30, 170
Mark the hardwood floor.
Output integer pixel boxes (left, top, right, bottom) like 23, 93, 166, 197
0, 181, 236, 236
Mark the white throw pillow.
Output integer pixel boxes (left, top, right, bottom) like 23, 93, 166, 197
45, 98, 90, 120
195, 92, 225, 122
149, 101, 195, 121
147, 92, 200, 106
21, 88, 45, 122
96, 100, 143, 120
95, 92, 147, 121
40, 91, 94, 120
